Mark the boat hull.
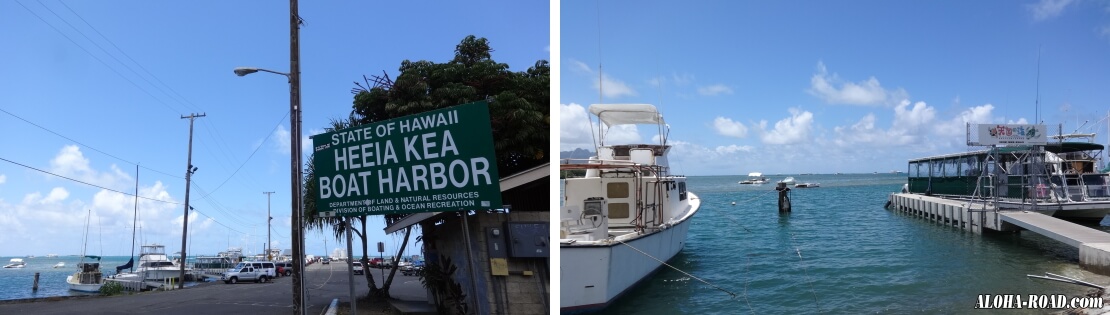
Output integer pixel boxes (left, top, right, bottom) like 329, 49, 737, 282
560, 193, 697, 313
67, 275, 103, 293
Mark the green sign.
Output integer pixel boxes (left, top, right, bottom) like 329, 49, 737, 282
310, 101, 501, 216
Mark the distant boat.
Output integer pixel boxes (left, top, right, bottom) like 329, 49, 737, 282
739, 172, 770, 184
779, 177, 796, 186
54, 262, 66, 268
4, 258, 25, 268
795, 182, 820, 188
45, 254, 59, 258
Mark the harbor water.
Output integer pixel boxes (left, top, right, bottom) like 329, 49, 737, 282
0, 255, 206, 301
597, 173, 1110, 314
0, 256, 134, 300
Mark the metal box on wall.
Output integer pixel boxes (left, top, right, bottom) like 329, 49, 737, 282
505, 221, 548, 258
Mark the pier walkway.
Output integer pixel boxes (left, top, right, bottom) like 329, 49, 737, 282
888, 193, 1110, 275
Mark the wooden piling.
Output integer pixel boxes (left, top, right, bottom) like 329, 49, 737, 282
776, 182, 791, 213
33, 273, 39, 291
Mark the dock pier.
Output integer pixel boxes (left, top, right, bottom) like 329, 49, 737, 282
888, 193, 1110, 275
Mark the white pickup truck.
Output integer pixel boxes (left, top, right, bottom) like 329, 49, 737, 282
222, 266, 270, 284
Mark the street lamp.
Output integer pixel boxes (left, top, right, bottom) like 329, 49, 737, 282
234, 67, 290, 78
234, 62, 303, 312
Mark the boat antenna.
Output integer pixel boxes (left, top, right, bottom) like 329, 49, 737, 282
1035, 46, 1041, 124
589, 0, 603, 153
131, 164, 139, 272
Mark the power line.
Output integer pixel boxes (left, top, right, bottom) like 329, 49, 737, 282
0, 156, 181, 205
0, 107, 183, 180
201, 111, 291, 198
15, 0, 184, 116
35, 0, 201, 114
57, 0, 205, 114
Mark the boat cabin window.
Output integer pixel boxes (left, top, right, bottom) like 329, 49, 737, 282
930, 160, 942, 177
609, 203, 630, 219
679, 182, 687, 201
943, 159, 958, 177
909, 162, 918, 177
606, 182, 630, 198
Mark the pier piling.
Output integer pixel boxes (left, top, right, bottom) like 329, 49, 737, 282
888, 192, 1110, 275
33, 273, 39, 291
776, 182, 791, 213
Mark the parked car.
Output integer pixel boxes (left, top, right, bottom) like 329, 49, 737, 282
275, 262, 294, 276
351, 261, 363, 275
368, 258, 383, 268
221, 266, 268, 284
230, 261, 276, 279
401, 260, 424, 276
322, 259, 330, 265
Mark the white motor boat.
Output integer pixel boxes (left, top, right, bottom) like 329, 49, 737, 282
54, 262, 66, 268
115, 244, 191, 280
560, 104, 701, 313
67, 256, 104, 292
779, 177, 796, 186
739, 172, 770, 184
3, 258, 25, 268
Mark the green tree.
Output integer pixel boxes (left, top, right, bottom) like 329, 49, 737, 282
303, 35, 548, 299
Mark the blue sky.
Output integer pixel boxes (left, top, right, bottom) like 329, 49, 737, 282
559, 0, 1110, 176
0, 1, 548, 257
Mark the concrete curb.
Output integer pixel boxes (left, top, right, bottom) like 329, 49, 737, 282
322, 298, 338, 315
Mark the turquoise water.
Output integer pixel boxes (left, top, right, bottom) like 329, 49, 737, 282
0, 256, 134, 300
601, 173, 1110, 314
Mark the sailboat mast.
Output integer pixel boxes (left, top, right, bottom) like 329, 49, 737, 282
131, 165, 139, 272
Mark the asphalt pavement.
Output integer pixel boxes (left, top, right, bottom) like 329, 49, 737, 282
0, 260, 429, 315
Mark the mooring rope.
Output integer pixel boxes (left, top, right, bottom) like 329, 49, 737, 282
742, 255, 754, 314
615, 238, 738, 299
789, 232, 822, 313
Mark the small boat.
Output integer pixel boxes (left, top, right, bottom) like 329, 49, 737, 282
45, 254, 59, 258
67, 257, 104, 292
795, 182, 820, 188
4, 258, 26, 268
739, 172, 770, 184
69, 210, 104, 292
779, 177, 796, 186
54, 262, 66, 268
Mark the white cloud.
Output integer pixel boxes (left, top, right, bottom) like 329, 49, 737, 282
274, 124, 291, 154
758, 108, 814, 145
698, 84, 734, 96
560, 103, 598, 150
602, 125, 642, 145
1028, 0, 1074, 21
715, 145, 754, 154
808, 61, 907, 106
598, 74, 637, 99
567, 59, 637, 99
934, 104, 996, 137
48, 145, 131, 191
0, 174, 5, 185
713, 117, 749, 138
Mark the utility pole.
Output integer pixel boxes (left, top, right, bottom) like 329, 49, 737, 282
290, 0, 306, 313
179, 112, 205, 289
264, 191, 274, 261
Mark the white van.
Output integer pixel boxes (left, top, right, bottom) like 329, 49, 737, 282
231, 261, 277, 279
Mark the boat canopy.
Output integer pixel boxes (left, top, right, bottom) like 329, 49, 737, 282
589, 104, 663, 126
748, 172, 763, 177
1045, 142, 1104, 154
